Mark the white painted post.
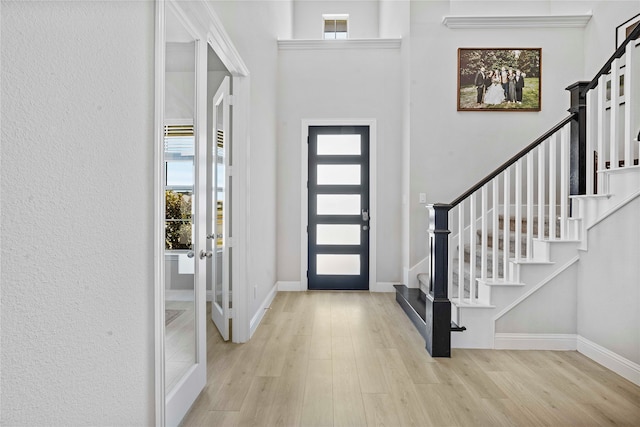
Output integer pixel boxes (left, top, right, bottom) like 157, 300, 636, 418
457, 202, 464, 302
597, 75, 606, 191
515, 160, 522, 260
586, 88, 596, 195
481, 186, 488, 280
549, 133, 557, 240
610, 58, 620, 169
537, 142, 546, 239
526, 153, 534, 258
469, 193, 477, 302
560, 126, 570, 239
492, 178, 499, 280
624, 42, 635, 168
457, 201, 464, 302
503, 168, 511, 279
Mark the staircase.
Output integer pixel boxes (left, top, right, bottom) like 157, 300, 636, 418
396, 24, 640, 357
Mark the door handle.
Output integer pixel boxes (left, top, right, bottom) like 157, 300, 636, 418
200, 250, 213, 259
362, 209, 369, 222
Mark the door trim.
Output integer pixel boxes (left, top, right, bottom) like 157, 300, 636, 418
301, 119, 377, 291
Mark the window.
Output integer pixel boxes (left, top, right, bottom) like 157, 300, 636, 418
164, 124, 194, 250
323, 14, 348, 39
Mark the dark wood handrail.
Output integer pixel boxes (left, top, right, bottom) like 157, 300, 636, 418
450, 114, 576, 207
582, 22, 640, 95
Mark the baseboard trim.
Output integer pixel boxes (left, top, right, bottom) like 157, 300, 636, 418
277, 281, 303, 291
250, 283, 278, 338
371, 282, 397, 292
577, 336, 640, 386
494, 333, 578, 350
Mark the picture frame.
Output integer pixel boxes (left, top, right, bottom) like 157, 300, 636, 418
457, 48, 541, 112
616, 13, 640, 48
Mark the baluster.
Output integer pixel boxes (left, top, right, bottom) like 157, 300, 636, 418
586, 88, 596, 195
492, 178, 499, 280
458, 200, 464, 302
469, 193, 477, 302
560, 126, 570, 239
537, 142, 546, 239
610, 58, 620, 168
515, 159, 522, 260
481, 186, 488, 280
526, 152, 534, 258
624, 41, 635, 168
447, 209, 454, 300
503, 168, 511, 279
597, 75, 606, 191
549, 133, 557, 240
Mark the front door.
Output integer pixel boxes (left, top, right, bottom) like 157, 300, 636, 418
308, 126, 370, 290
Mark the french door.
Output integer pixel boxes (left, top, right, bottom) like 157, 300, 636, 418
308, 126, 370, 290
210, 77, 231, 341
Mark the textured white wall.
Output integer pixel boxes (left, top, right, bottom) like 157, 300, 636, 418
1, 1, 155, 424
577, 198, 640, 364
209, 0, 291, 317
293, 0, 380, 39
277, 47, 404, 283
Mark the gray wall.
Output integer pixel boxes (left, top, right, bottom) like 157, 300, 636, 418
1, 1, 154, 424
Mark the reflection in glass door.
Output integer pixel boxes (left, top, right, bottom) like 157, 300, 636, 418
210, 77, 231, 340
308, 126, 370, 290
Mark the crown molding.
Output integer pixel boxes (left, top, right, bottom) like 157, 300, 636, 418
278, 38, 401, 50
443, 12, 592, 29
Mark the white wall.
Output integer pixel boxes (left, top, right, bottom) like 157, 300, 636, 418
209, 0, 292, 318
293, 0, 380, 39
408, 0, 587, 267
1, 1, 154, 424
277, 46, 403, 284
577, 198, 640, 364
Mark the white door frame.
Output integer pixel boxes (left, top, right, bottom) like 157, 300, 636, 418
154, 1, 250, 425
301, 119, 377, 291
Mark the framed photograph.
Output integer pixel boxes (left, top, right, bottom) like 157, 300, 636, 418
457, 48, 541, 112
616, 13, 640, 48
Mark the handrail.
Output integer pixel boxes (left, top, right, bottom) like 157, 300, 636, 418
449, 114, 576, 207
582, 22, 640, 95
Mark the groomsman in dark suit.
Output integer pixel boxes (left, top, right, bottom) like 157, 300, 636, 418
475, 66, 486, 104
514, 69, 525, 104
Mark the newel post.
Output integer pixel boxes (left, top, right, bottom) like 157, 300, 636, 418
566, 81, 590, 195
426, 203, 451, 357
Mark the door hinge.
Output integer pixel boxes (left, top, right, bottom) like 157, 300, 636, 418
227, 95, 234, 106
227, 237, 233, 247
306, 225, 309, 233
306, 270, 309, 278
229, 308, 234, 318
307, 136, 309, 144
228, 166, 234, 176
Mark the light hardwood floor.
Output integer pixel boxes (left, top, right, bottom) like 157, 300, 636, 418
181, 291, 640, 426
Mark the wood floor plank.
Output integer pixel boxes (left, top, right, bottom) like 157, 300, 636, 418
300, 359, 333, 427
361, 393, 402, 427
182, 295, 640, 427
333, 358, 367, 427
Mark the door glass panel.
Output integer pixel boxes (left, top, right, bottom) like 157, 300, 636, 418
164, 37, 196, 394
317, 224, 360, 245
317, 254, 360, 275
317, 194, 360, 215
317, 134, 361, 155
317, 164, 360, 185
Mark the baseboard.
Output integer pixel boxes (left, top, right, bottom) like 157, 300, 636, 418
249, 283, 278, 338
371, 282, 397, 292
165, 290, 194, 302
277, 281, 303, 291
494, 333, 578, 350
577, 335, 640, 386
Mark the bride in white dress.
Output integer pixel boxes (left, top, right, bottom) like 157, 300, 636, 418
485, 71, 505, 105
